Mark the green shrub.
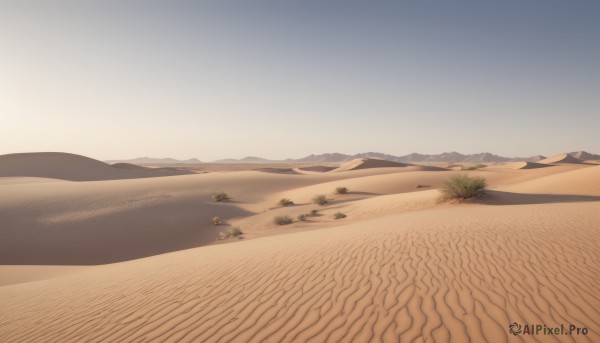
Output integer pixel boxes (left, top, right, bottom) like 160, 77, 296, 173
312, 194, 328, 206
211, 191, 230, 202
278, 198, 294, 207
212, 216, 223, 226
229, 226, 243, 237
274, 215, 293, 225
441, 174, 486, 200
297, 214, 307, 221
335, 186, 349, 194
219, 226, 243, 239
333, 212, 347, 220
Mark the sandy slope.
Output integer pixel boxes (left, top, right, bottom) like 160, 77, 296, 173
0, 202, 598, 342
0, 166, 454, 264
1, 156, 599, 342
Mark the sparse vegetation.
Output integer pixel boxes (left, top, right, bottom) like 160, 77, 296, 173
278, 198, 294, 207
309, 209, 319, 216
297, 214, 307, 221
274, 215, 293, 225
219, 226, 243, 239
212, 216, 223, 226
211, 191, 230, 202
441, 174, 486, 200
333, 212, 347, 220
312, 194, 328, 206
335, 186, 349, 194
466, 163, 487, 170
416, 184, 431, 189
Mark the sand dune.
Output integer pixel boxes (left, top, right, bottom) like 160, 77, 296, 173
331, 158, 413, 172
1, 202, 598, 342
1, 153, 599, 342
1, 167, 446, 264
503, 164, 600, 195
487, 161, 552, 170
539, 153, 583, 164
0, 152, 193, 181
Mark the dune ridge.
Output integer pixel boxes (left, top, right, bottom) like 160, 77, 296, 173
539, 153, 583, 164
488, 161, 552, 170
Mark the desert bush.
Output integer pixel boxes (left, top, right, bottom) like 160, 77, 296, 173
441, 174, 486, 200
274, 215, 293, 225
416, 184, 431, 189
278, 198, 294, 207
335, 186, 349, 194
333, 212, 347, 220
312, 194, 328, 206
229, 226, 243, 237
212, 216, 223, 226
297, 214, 307, 221
309, 209, 319, 216
211, 191, 230, 202
218, 226, 243, 239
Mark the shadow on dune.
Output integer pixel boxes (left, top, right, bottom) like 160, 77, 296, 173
481, 190, 600, 205
0, 201, 255, 265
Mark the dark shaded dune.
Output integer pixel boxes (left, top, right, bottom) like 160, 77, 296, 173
298, 166, 337, 173
0, 152, 193, 181
254, 167, 299, 174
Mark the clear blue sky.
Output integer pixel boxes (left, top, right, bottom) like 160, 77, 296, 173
1, 1, 599, 160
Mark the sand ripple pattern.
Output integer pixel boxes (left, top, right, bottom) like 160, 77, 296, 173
1, 202, 599, 342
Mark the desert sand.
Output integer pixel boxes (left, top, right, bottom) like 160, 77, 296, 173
1, 153, 599, 342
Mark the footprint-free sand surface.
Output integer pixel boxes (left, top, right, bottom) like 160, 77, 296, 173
1, 153, 599, 342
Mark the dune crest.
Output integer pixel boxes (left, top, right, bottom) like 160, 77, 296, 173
488, 161, 552, 170
539, 153, 582, 164
331, 158, 412, 172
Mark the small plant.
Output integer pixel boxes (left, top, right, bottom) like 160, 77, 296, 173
416, 184, 431, 188
441, 174, 486, 200
333, 212, 347, 220
229, 226, 243, 237
218, 226, 243, 239
278, 198, 294, 207
312, 194, 328, 206
211, 191, 230, 202
297, 214, 307, 221
335, 186, 349, 194
309, 209, 319, 216
212, 216, 223, 226
274, 215, 293, 225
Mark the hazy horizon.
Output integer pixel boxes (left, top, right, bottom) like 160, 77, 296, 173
2, 1, 599, 161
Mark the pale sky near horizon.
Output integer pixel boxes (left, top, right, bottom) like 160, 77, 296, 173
1, 1, 599, 161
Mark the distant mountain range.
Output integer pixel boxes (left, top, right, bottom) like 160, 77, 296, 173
210, 152, 548, 164
105, 157, 202, 164
106, 151, 599, 165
